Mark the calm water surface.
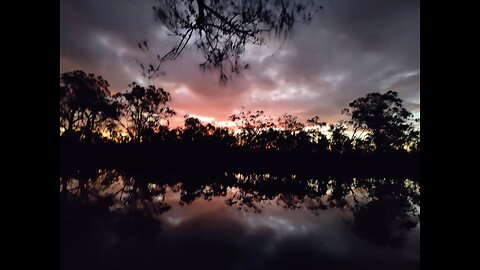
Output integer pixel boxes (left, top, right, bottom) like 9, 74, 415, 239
60, 171, 420, 270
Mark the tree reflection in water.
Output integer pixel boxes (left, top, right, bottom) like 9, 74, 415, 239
60, 170, 419, 270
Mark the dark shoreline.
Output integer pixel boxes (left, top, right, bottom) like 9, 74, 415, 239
60, 141, 420, 180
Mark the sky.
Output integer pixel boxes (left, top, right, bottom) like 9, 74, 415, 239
60, 0, 420, 128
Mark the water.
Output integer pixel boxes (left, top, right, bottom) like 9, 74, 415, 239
60, 171, 420, 270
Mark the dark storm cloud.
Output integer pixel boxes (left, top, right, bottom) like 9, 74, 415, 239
60, 0, 161, 90
240, 0, 420, 121
60, 0, 420, 126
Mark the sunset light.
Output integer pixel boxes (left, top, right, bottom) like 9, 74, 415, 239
60, 1, 420, 269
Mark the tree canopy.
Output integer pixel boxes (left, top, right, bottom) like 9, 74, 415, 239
113, 82, 176, 142
60, 70, 119, 140
141, 0, 322, 83
60, 71, 419, 153
343, 90, 419, 151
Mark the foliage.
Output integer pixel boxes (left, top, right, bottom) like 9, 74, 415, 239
343, 90, 419, 151
141, 0, 322, 83
60, 70, 119, 141
113, 82, 176, 142
60, 72, 419, 153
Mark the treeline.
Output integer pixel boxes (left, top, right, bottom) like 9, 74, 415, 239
60, 70, 420, 176
60, 70, 420, 152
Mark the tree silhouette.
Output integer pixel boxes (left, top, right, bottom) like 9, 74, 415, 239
278, 113, 304, 131
60, 70, 119, 141
113, 82, 175, 142
405, 117, 420, 151
59, 70, 420, 178
305, 116, 329, 152
229, 108, 276, 148
273, 114, 306, 151
306, 116, 326, 127
343, 90, 417, 151
328, 122, 352, 153
142, 0, 322, 83
182, 115, 215, 141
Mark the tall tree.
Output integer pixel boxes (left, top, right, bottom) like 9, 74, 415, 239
328, 122, 352, 153
229, 108, 276, 148
141, 0, 322, 83
306, 116, 329, 152
278, 113, 304, 131
343, 91, 417, 151
275, 114, 305, 151
60, 70, 119, 140
182, 115, 215, 141
114, 82, 175, 142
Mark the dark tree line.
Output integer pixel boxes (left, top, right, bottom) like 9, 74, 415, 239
60, 70, 420, 153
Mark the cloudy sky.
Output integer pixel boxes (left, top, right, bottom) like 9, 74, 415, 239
60, 0, 420, 128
